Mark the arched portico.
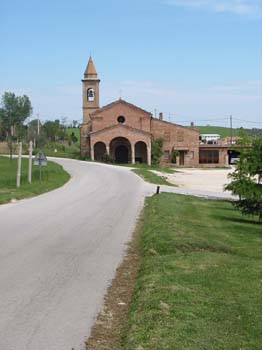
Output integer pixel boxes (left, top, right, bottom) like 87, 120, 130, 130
110, 137, 131, 163
90, 124, 151, 165
135, 141, 147, 163
94, 141, 106, 161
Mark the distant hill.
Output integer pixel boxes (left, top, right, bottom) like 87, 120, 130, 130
65, 125, 262, 141
192, 126, 262, 138
66, 127, 80, 142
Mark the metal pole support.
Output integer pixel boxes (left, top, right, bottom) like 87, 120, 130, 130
156, 185, 160, 194
16, 142, 22, 188
28, 141, 33, 183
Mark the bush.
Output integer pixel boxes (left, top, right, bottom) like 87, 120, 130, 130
225, 136, 262, 221
172, 150, 179, 164
102, 153, 113, 163
151, 138, 163, 165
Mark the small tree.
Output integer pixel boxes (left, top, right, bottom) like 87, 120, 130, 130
70, 132, 78, 144
0, 92, 32, 159
172, 149, 179, 164
225, 136, 262, 221
151, 138, 163, 165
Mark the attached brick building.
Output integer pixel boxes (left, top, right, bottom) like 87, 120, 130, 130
80, 57, 231, 167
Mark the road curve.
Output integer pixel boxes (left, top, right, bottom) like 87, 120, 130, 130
0, 159, 152, 350
0, 159, 234, 350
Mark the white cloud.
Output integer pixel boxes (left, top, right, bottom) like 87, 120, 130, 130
163, 0, 262, 17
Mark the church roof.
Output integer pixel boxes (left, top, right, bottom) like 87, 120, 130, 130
90, 123, 151, 137
84, 56, 98, 78
91, 99, 152, 117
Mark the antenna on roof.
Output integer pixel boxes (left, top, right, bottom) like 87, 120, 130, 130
119, 89, 122, 100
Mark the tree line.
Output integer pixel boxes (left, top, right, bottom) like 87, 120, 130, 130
0, 92, 79, 157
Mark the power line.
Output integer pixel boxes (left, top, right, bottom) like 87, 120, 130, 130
158, 113, 261, 125
171, 118, 229, 123
233, 118, 262, 125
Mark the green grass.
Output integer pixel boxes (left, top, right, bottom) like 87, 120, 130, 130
33, 143, 81, 159
124, 163, 176, 174
193, 125, 240, 138
132, 168, 176, 186
0, 156, 70, 204
122, 193, 262, 350
66, 127, 80, 143
193, 125, 262, 138
116, 162, 176, 185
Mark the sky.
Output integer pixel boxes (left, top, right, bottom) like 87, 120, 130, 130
0, 0, 261, 128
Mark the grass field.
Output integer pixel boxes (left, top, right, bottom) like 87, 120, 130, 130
132, 168, 175, 186
122, 193, 262, 350
194, 125, 240, 138
129, 163, 176, 186
66, 127, 80, 143
193, 125, 262, 138
39, 143, 80, 159
0, 157, 70, 204
118, 163, 176, 186
124, 163, 175, 174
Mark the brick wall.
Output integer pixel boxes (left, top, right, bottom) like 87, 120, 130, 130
0, 142, 9, 153
91, 100, 151, 134
151, 119, 200, 166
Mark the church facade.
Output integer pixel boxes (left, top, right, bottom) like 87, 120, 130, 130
80, 57, 229, 167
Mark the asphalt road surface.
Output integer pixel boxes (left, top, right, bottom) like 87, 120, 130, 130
0, 158, 234, 350
0, 159, 152, 350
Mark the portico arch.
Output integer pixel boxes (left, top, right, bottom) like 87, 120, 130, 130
135, 141, 147, 163
94, 141, 106, 161
110, 137, 131, 163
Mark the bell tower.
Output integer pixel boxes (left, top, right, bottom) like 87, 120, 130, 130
82, 56, 100, 123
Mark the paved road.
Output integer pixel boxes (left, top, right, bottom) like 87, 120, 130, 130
0, 159, 234, 350
0, 159, 152, 350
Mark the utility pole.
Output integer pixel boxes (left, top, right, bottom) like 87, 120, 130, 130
28, 141, 33, 183
154, 109, 157, 118
8, 108, 13, 160
37, 113, 40, 135
16, 142, 22, 188
230, 115, 233, 145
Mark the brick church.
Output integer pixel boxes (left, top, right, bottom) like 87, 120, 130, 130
80, 57, 230, 167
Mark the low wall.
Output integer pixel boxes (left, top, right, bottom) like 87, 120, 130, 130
0, 142, 9, 153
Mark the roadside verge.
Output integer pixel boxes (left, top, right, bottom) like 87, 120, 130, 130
0, 157, 70, 204
86, 192, 261, 350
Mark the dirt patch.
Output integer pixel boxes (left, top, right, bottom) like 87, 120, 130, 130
85, 219, 142, 350
151, 168, 233, 193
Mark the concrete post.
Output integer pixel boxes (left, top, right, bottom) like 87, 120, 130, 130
16, 142, 22, 188
28, 141, 33, 183
91, 144, 94, 161
131, 143, 135, 164
147, 143, 151, 166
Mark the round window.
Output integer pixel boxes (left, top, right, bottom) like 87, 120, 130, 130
117, 116, 125, 124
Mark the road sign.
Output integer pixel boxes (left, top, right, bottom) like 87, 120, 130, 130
34, 151, 47, 181
34, 151, 47, 166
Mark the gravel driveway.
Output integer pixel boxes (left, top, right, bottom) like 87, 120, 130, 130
155, 167, 233, 193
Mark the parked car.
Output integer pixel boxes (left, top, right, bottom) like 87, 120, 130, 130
231, 157, 240, 164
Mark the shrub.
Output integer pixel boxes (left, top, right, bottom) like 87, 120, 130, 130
172, 150, 179, 164
151, 138, 163, 165
102, 153, 113, 163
